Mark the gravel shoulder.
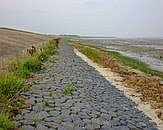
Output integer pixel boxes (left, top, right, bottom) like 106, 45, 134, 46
16, 40, 159, 130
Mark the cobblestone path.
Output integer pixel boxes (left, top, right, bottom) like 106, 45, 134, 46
16, 40, 158, 130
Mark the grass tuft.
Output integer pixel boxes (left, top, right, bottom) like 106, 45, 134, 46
43, 100, 50, 107
0, 113, 14, 130
39, 41, 57, 61
50, 59, 55, 63
63, 86, 76, 94
22, 55, 42, 73
0, 72, 26, 101
31, 114, 41, 122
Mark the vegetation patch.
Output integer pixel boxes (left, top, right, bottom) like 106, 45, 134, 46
43, 100, 50, 107
39, 41, 58, 61
0, 38, 60, 129
0, 113, 14, 130
31, 114, 41, 122
0, 72, 26, 102
71, 43, 163, 113
7, 40, 58, 79
63, 86, 76, 94
50, 59, 55, 63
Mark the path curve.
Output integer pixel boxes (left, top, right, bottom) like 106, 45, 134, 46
16, 40, 158, 130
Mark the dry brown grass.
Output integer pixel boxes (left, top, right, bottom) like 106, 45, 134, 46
71, 43, 163, 120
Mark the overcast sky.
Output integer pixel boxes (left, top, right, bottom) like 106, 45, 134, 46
0, 0, 163, 37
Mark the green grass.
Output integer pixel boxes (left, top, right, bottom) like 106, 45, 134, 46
0, 73, 26, 101
63, 86, 76, 94
31, 114, 41, 122
50, 59, 55, 63
0, 113, 14, 130
38, 42, 57, 61
7, 56, 30, 79
13, 100, 24, 108
81, 48, 101, 62
8, 55, 41, 79
43, 100, 50, 107
38, 51, 49, 62
2, 107, 11, 114
22, 55, 42, 72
